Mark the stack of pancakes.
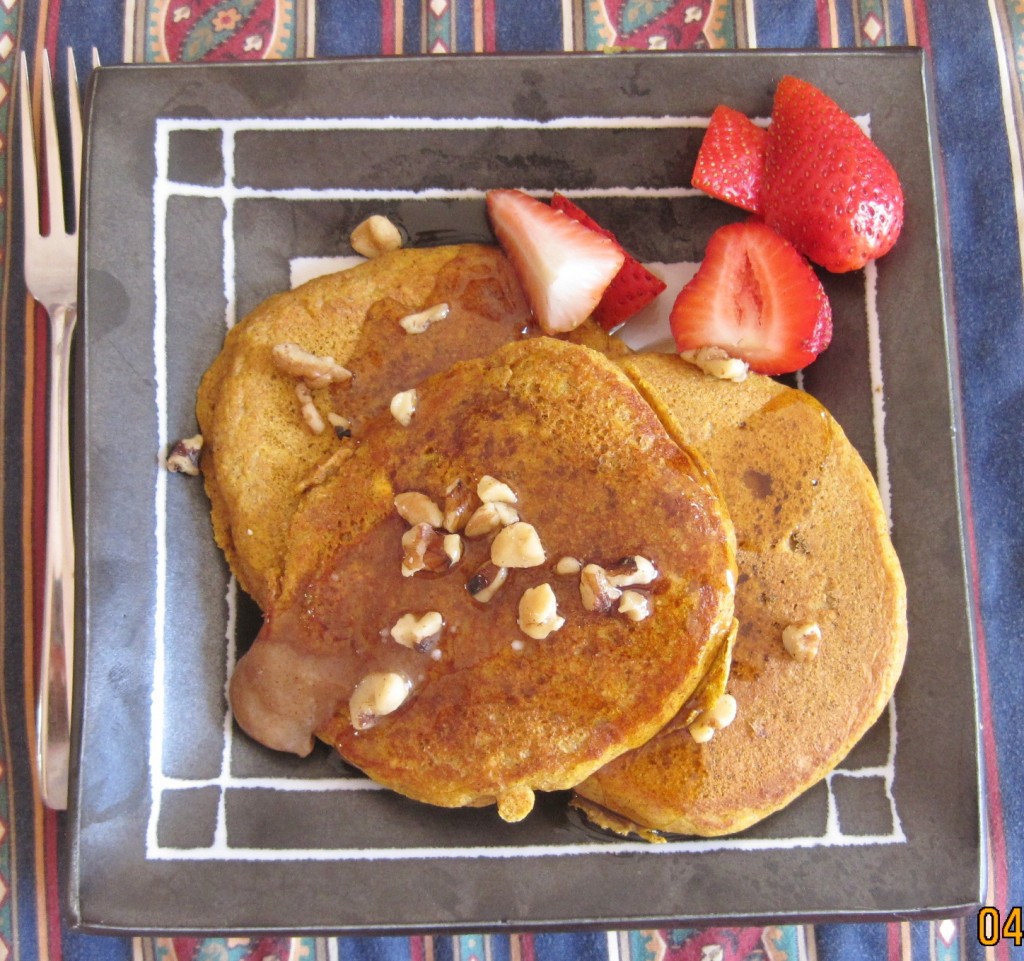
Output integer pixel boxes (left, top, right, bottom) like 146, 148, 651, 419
196, 243, 906, 836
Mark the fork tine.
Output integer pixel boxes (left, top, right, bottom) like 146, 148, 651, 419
67, 48, 83, 225
39, 54, 66, 237
18, 53, 40, 243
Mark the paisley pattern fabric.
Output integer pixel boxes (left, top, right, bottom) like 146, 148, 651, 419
3, 2, 1022, 959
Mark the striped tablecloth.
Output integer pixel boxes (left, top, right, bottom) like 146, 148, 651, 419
3, 2, 1021, 959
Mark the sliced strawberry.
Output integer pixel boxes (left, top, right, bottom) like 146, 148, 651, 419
761, 75, 904, 273
669, 219, 832, 375
691, 105, 768, 215
486, 189, 624, 334
550, 193, 667, 331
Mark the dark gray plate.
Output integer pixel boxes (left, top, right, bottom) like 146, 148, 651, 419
69, 51, 982, 934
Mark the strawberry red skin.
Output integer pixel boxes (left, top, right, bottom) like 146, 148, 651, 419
670, 219, 832, 375
761, 75, 904, 273
692, 105, 768, 215
550, 193, 667, 330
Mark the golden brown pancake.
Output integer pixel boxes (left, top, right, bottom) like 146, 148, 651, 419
197, 244, 622, 610
573, 353, 907, 837
228, 339, 737, 823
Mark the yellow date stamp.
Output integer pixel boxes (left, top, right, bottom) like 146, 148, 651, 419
978, 906, 1024, 947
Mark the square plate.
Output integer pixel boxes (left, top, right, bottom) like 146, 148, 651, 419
69, 51, 982, 934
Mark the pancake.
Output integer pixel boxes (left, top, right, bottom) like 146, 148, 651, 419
228, 338, 737, 823
573, 353, 907, 837
196, 244, 623, 610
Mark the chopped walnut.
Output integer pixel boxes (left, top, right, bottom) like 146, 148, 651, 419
295, 382, 325, 434
349, 672, 410, 730
782, 621, 822, 662
400, 523, 453, 577
680, 346, 750, 383
327, 412, 352, 439
491, 522, 546, 568
390, 611, 444, 652
442, 533, 463, 565
477, 475, 518, 504
400, 302, 450, 334
579, 564, 622, 613
390, 388, 418, 426
442, 480, 479, 533
466, 562, 508, 603
272, 342, 352, 389
518, 583, 565, 640
617, 590, 652, 622
394, 491, 444, 528
554, 556, 583, 576
689, 693, 738, 743
606, 555, 658, 588
350, 214, 404, 258
167, 434, 203, 475
464, 501, 520, 538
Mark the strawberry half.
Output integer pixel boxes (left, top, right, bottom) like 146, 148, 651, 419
486, 189, 625, 334
761, 75, 904, 273
550, 193, 667, 330
669, 219, 832, 375
691, 105, 768, 215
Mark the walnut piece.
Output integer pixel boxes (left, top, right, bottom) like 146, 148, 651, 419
442, 480, 479, 533
295, 382, 325, 434
349, 672, 410, 730
579, 564, 622, 613
680, 346, 750, 383
350, 214, 404, 258
466, 562, 508, 603
401, 523, 454, 577
400, 302, 450, 334
491, 522, 546, 568
390, 611, 444, 652
394, 491, 444, 528
782, 621, 822, 662
605, 555, 658, 588
517, 583, 565, 640
272, 342, 352, 389
167, 434, 203, 475
477, 475, 518, 504
617, 590, 652, 622
554, 556, 583, 576
464, 501, 520, 539
689, 693, 738, 743
390, 388, 418, 426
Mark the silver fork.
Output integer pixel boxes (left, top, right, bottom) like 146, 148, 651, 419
19, 49, 84, 811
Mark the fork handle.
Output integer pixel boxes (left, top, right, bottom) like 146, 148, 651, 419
38, 302, 77, 811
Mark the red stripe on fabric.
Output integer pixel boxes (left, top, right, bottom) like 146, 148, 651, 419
381, 0, 397, 55
44, 0, 63, 62
409, 935, 426, 961
886, 922, 900, 960
45, 810, 64, 960
483, 0, 497, 52
909, 0, 932, 53
815, 0, 833, 46
517, 934, 536, 961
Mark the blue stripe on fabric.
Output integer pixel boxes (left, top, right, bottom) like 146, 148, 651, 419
404, 0, 423, 55
752, 9, 818, 49
314, 0, 385, 57
335, 934, 419, 960
54, 9, 124, 67
816, 922, 889, 958
495, 2, 563, 53
532, 931, 610, 960
456, 0, 476, 52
